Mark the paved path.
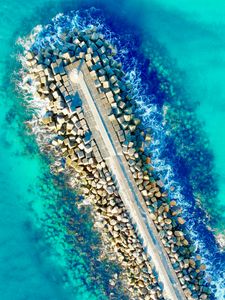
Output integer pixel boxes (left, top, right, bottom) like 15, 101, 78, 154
66, 62, 186, 300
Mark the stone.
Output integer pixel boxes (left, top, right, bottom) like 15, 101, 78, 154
105, 186, 114, 195
158, 205, 165, 215
189, 259, 196, 268
184, 289, 192, 298
145, 157, 151, 165
86, 59, 93, 68
76, 150, 85, 159
200, 264, 206, 271
129, 125, 136, 132
128, 148, 135, 156
49, 83, 56, 91
174, 230, 183, 237
170, 200, 177, 207
96, 39, 103, 47
111, 206, 120, 215
61, 52, 71, 60
51, 62, 59, 75
52, 90, 60, 99
94, 79, 101, 88
141, 190, 148, 197
177, 217, 185, 225
133, 118, 141, 125
101, 56, 109, 66
110, 219, 117, 226
109, 75, 117, 84
137, 280, 145, 288
85, 53, 92, 61
106, 91, 114, 99
112, 86, 120, 94
42, 115, 52, 125
90, 70, 97, 79
103, 81, 110, 89
97, 46, 106, 55
149, 213, 156, 221
164, 218, 172, 225
71, 115, 78, 123
155, 191, 161, 198
145, 133, 151, 142
200, 294, 208, 300
26, 52, 34, 60
124, 114, 131, 122
182, 239, 189, 247
99, 75, 106, 82
91, 32, 99, 41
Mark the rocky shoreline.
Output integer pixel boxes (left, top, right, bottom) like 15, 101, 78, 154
21, 26, 212, 299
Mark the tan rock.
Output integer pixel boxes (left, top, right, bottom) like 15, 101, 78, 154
177, 217, 185, 225
170, 200, 177, 207
174, 230, 183, 237
155, 191, 161, 198
200, 264, 206, 271
110, 219, 117, 226
189, 258, 196, 268
145, 133, 151, 142
183, 239, 189, 246
164, 204, 170, 213
184, 289, 192, 298
149, 213, 156, 221
141, 190, 148, 197
42, 115, 52, 125
137, 280, 145, 288
26, 51, 34, 60
103, 81, 110, 89
164, 218, 172, 225
124, 114, 131, 122
146, 157, 151, 164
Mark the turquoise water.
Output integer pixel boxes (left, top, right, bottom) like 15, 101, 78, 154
1, 0, 225, 299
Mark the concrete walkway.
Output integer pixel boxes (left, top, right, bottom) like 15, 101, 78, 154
67, 62, 185, 300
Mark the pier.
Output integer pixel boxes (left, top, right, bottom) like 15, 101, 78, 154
22, 26, 212, 300
66, 61, 185, 300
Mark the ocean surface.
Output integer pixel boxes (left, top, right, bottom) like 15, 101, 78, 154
0, 0, 225, 299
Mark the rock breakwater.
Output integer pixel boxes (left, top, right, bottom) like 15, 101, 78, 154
20, 24, 212, 300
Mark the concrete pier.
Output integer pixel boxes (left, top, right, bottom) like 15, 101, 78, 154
21, 25, 212, 300
66, 61, 185, 300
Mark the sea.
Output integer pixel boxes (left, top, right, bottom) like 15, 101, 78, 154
0, 0, 225, 299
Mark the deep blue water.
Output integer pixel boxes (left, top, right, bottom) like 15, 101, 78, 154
1, 0, 225, 299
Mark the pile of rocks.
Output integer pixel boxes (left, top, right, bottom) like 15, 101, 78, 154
39, 105, 164, 299
23, 52, 164, 300
22, 25, 211, 300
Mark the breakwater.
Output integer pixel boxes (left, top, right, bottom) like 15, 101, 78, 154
20, 23, 212, 300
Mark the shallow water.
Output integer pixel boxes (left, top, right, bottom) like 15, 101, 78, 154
1, 0, 225, 299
